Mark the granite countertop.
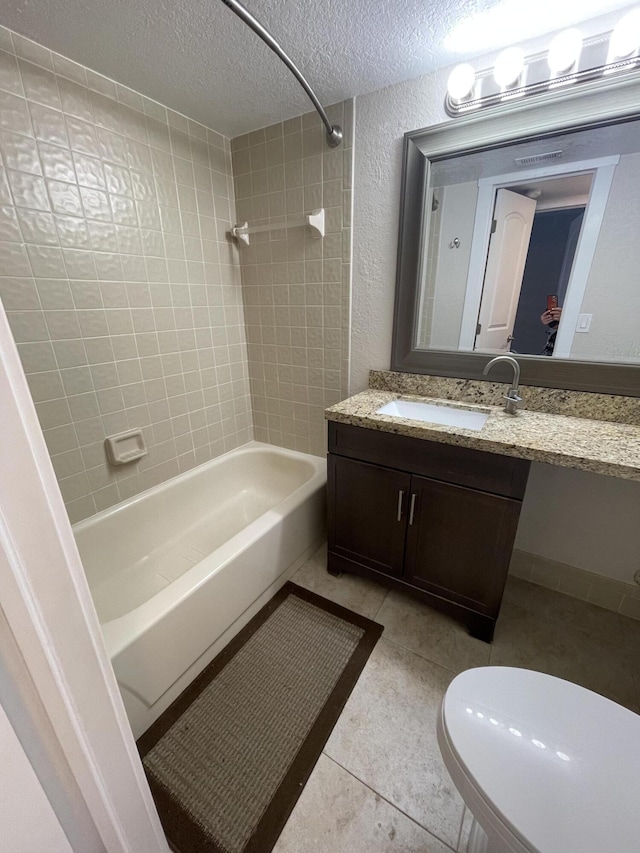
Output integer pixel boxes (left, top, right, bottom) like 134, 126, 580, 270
325, 390, 640, 482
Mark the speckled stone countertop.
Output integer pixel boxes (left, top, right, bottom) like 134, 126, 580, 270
325, 389, 640, 482
369, 371, 640, 425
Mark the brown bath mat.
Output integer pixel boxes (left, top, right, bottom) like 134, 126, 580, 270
137, 582, 383, 853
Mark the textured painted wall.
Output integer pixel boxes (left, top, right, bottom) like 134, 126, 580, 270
429, 181, 478, 350
351, 58, 640, 584
570, 152, 640, 363
0, 25, 252, 522
351, 68, 448, 393
232, 102, 354, 457
515, 464, 640, 585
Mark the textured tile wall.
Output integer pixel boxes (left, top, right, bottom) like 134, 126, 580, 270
0, 25, 252, 522
231, 102, 354, 457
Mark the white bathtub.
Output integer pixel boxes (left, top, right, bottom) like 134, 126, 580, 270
74, 442, 326, 737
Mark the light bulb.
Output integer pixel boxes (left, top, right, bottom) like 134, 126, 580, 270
609, 9, 640, 59
447, 64, 476, 100
548, 29, 582, 73
493, 47, 525, 88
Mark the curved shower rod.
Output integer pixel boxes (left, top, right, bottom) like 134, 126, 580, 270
219, 0, 343, 148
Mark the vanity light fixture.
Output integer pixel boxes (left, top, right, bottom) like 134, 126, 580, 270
493, 47, 525, 87
547, 29, 583, 74
608, 8, 640, 60
446, 63, 476, 100
445, 10, 640, 115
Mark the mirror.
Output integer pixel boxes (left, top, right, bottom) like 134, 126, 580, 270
392, 73, 640, 396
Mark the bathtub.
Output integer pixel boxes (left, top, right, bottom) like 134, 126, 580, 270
74, 442, 326, 737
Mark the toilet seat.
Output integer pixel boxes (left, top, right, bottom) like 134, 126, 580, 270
438, 667, 640, 853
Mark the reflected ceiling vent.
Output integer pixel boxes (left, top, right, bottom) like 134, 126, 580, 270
514, 150, 563, 166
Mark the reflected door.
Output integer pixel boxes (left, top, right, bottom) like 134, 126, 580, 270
475, 189, 537, 352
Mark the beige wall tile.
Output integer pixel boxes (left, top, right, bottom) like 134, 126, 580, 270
0, 24, 252, 522
232, 101, 353, 456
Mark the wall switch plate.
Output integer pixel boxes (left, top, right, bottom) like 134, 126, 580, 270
575, 313, 593, 333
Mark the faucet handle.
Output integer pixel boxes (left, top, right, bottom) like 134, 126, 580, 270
503, 391, 522, 414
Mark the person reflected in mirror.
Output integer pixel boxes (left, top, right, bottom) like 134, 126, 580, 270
540, 306, 562, 355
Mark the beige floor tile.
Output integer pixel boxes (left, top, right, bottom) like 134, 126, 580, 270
324, 638, 464, 849
284, 544, 639, 853
292, 543, 389, 620
490, 600, 638, 710
376, 589, 491, 674
273, 754, 452, 853
503, 576, 625, 644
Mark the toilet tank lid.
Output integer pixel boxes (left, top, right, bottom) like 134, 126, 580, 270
441, 666, 640, 853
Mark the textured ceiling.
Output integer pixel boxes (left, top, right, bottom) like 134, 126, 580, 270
1, 0, 637, 137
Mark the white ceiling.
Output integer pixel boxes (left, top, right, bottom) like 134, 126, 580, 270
512, 174, 594, 207
1, 0, 638, 137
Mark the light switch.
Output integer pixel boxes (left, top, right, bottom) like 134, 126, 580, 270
575, 313, 593, 333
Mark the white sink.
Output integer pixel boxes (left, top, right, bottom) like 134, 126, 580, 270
376, 399, 489, 431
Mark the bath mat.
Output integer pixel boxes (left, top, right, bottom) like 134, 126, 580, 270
137, 582, 383, 853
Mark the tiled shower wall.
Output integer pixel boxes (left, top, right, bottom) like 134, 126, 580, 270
232, 102, 353, 457
0, 25, 252, 522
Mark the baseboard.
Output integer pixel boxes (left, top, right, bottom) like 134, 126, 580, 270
509, 549, 640, 622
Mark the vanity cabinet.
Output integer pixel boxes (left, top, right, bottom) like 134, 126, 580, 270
327, 422, 530, 641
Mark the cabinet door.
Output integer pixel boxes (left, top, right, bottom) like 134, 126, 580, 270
328, 454, 410, 578
404, 475, 521, 615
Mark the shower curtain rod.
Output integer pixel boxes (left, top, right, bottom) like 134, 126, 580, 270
219, 0, 343, 148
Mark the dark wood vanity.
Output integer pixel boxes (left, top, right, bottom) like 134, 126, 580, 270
327, 422, 530, 642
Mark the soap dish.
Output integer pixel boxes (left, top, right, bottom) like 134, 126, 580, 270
104, 429, 147, 466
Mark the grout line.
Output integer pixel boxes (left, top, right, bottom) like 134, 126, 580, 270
320, 753, 458, 852
307, 557, 483, 677
372, 587, 389, 622
380, 635, 463, 677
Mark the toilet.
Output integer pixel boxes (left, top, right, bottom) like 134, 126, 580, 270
437, 667, 640, 853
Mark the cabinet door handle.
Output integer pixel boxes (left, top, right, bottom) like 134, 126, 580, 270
397, 490, 404, 521
409, 493, 417, 526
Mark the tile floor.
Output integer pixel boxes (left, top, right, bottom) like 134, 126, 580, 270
273, 543, 640, 852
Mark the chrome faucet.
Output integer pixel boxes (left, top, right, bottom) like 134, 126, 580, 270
483, 355, 523, 415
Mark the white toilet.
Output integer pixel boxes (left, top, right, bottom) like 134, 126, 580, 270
438, 667, 640, 853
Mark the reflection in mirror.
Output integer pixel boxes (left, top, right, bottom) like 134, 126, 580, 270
416, 118, 640, 364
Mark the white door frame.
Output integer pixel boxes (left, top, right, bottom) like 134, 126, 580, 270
458, 155, 619, 351
0, 301, 168, 852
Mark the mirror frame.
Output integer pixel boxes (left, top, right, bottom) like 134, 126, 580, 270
391, 71, 640, 396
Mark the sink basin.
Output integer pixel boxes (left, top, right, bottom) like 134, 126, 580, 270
376, 399, 489, 431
